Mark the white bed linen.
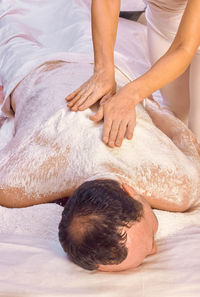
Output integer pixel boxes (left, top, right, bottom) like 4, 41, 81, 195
0, 0, 150, 117
0, 203, 200, 297
0, 1, 200, 296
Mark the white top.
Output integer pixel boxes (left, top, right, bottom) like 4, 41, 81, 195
145, 0, 187, 40
147, 0, 187, 11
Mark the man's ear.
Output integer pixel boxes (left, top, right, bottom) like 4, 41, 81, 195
121, 183, 136, 197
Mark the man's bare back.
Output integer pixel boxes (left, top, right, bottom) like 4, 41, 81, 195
0, 59, 199, 210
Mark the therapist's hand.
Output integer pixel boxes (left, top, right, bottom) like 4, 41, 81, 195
90, 83, 138, 148
65, 69, 116, 111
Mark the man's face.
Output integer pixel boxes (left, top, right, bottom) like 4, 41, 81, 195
98, 185, 158, 272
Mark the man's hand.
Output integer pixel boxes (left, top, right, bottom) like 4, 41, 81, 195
65, 69, 116, 111
90, 84, 138, 148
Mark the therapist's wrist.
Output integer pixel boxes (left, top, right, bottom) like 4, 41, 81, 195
94, 62, 114, 75
124, 82, 144, 106
128, 80, 150, 105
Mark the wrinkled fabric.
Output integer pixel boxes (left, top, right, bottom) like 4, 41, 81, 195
0, 0, 149, 116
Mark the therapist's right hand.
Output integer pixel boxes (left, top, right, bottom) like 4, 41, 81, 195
65, 69, 116, 111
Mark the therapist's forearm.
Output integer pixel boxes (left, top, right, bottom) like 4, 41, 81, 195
91, 0, 120, 73
128, 46, 196, 105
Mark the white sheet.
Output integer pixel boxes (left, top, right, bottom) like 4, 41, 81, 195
0, 1, 200, 296
1, 204, 200, 297
0, 0, 150, 117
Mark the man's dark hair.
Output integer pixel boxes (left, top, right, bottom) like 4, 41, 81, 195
58, 179, 143, 270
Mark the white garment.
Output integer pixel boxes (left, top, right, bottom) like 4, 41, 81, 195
145, 0, 200, 140
146, 0, 187, 41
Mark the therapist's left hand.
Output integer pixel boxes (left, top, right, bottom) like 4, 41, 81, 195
90, 84, 138, 148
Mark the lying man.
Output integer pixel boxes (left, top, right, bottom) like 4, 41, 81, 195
0, 59, 199, 272
0, 0, 200, 272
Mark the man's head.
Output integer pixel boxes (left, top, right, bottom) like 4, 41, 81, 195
58, 179, 158, 271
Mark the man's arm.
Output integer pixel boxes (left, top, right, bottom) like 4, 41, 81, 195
144, 99, 200, 158
133, 99, 200, 212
